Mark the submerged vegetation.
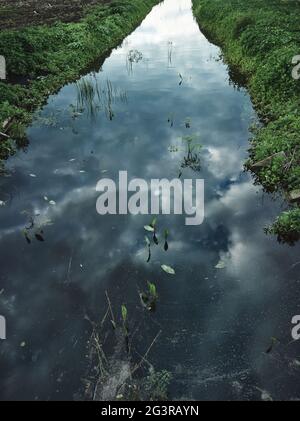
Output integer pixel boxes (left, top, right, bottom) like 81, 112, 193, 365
0, 0, 161, 167
83, 291, 170, 401
76, 75, 127, 119
192, 0, 300, 243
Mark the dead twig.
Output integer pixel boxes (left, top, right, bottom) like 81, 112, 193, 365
131, 330, 162, 376
284, 146, 298, 171
105, 290, 116, 328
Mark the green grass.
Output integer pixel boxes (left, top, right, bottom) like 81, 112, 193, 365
0, 0, 160, 161
192, 0, 300, 244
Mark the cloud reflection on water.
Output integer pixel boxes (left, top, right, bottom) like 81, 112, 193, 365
0, 0, 300, 401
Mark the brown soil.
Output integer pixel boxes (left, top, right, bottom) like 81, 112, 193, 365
0, 0, 111, 29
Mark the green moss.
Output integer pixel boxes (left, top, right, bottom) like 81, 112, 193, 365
192, 0, 300, 243
0, 0, 161, 162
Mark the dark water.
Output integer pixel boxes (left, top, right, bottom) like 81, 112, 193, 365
1, 0, 300, 401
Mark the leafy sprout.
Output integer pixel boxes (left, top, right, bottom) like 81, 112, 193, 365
121, 305, 128, 324
148, 282, 158, 299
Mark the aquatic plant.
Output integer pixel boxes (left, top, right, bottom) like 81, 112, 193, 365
180, 134, 202, 174
143, 369, 172, 401
76, 78, 97, 116
76, 76, 127, 120
167, 41, 173, 66
140, 281, 158, 312
163, 229, 169, 251
83, 293, 165, 401
126, 49, 143, 74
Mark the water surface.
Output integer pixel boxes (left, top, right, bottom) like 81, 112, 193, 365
1, 0, 300, 401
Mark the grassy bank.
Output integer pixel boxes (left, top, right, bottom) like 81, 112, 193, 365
0, 0, 160, 162
192, 0, 300, 244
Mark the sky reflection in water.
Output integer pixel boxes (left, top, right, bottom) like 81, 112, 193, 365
0, 0, 300, 401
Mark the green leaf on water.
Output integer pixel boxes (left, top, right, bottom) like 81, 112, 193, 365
161, 265, 175, 275
148, 282, 157, 298
215, 260, 226, 269
121, 305, 128, 323
144, 225, 154, 232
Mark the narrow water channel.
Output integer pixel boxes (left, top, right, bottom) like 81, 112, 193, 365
1, 0, 300, 401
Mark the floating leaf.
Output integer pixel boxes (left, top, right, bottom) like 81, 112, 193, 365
144, 225, 154, 232
161, 265, 175, 275
29, 173, 37, 178
49, 200, 56, 206
43, 196, 49, 202
0, 200, 6, 206
215, 260, 226, 269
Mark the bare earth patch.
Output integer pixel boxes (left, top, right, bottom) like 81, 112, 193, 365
0, 0, 111, 29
